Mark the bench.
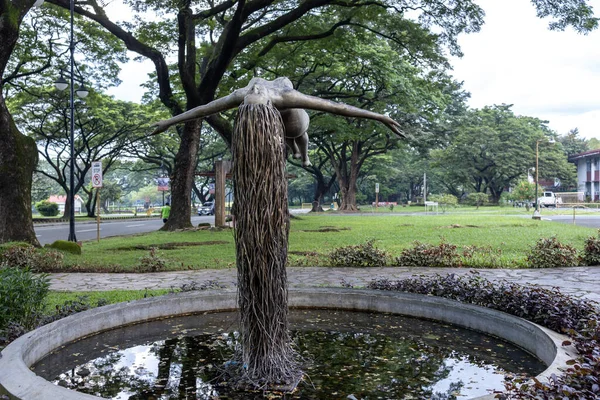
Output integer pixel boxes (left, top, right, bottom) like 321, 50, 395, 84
424, 201, 438, 213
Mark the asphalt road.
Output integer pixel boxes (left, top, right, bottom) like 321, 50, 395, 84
34, 216, 214, 245
545, 214, 600, 228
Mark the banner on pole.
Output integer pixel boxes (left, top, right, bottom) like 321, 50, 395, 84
157, 177, 170, 191
91, 161, 103, 188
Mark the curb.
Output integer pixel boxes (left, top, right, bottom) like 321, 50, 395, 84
0, 288, 577, 400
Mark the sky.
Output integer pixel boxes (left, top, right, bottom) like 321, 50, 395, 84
106, 0, 600, 139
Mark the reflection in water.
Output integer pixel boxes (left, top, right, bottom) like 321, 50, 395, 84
34, 310, 545, 399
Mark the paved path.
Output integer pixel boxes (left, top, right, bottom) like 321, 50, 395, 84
49, 266, 600, 302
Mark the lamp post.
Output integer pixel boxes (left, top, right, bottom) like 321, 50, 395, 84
54, 0, 89, 242
532, 138, 555, 220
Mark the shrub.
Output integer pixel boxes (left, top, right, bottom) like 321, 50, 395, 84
0, 267, 49, 331
136, 247, 167, 272
0, 244, 36, 268
460, 244, 511, 269
526, 236, 579, 268
395, 239, 461, 267
0, 244, 64, 272
327, 240, 388, 268
581, 229, 600, 266
35, 200, 59, 217
47, 240, 82, 255
428, 194, 458, 213
40, 296, 108, 325
466, 192, 489, 209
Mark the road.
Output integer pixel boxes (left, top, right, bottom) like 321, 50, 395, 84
34, 216, 214, 245
545, 214, 600, 228
34, 209, 311, 245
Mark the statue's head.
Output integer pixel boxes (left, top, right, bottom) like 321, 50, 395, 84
243, 83, 272, 106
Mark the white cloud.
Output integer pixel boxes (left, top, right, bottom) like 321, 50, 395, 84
106, 55, 154, 103
450, 0, 600, 139
103, 2, 157, 103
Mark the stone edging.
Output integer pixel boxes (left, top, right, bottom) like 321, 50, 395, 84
0, 288, 578, 400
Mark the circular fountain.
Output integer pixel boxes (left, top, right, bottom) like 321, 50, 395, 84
0, 288, 577, 400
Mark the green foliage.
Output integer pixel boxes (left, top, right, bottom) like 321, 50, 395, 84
465, 192, 488, 208
327, 240, 388, 268
558, 128, 589, 158
431, 105, 576, 202
510, 180, 536, 202
47, 240, 82, 255
581, 230, 600, 266
0, 267, 49, 331
135, 247, 167, 272
40, 296, 108, 326
395, 239, 461, 268
460, 245, 511, 269
35, 200, 59, 217
526, 237, 579, 268
0, 244, 64, 272
428, 194, 458, 212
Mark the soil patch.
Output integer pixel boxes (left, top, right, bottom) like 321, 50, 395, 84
289, 251, 321, 256
440, 224, 480, 229
116, 241, 229, 251
300, 226, 350, 233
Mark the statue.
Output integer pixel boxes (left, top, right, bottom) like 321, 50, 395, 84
151, 77, 405, 391
152, 77, 404, 166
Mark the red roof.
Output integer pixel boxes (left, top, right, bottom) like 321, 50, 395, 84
47, 195, 83, 204
568, 149, 600, 161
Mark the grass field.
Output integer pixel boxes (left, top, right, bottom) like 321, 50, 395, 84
59, 212, 597, 271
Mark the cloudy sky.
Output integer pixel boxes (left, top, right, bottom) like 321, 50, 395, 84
107, 0, 600, 139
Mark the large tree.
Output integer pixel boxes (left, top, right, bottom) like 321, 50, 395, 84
431, 105, 576, 202
0, 1, 43, 245
558, 127, 589, 157
10, 89, 147, 217
42, 0, 489, 228
1, 1, 125, 244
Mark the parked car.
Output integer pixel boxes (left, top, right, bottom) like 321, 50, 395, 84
537, 191, 563, 208
198, 201, 215, 215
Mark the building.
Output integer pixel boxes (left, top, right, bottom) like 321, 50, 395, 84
47, 195, 85, 213
568, 149, 600, 201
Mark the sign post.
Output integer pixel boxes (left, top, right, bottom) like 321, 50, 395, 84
91, 161, 103, 242
375, 183, 379, 209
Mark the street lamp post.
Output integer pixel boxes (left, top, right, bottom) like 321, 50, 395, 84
54, 0, 89, 242
532, 138, 555, 220
533, 140, 540, 219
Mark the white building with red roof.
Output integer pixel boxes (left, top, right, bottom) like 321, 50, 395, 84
47, 195, 84, 213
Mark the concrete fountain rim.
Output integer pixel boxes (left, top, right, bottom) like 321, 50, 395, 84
0, 287, 578, 400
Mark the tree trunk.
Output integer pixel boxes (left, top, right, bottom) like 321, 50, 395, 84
231, 103, 301, 389
339, 183, 358, 211
309, 168, 335, 213
0, 97, 39, 246
62, 191, 71, 219
337, 149, 360, 211
0, 2, 39, 246
161, 120, 200, 230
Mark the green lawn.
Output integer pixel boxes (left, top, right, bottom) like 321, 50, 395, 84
60, 212, 597, 271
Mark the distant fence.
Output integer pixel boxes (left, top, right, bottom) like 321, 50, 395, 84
556, 192, 584, 204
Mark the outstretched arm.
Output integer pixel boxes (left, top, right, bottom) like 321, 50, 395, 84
275, 89, 404, 137
151, 89, 247, 134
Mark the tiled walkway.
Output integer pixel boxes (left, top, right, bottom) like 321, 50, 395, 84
49, 266, 600, 302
